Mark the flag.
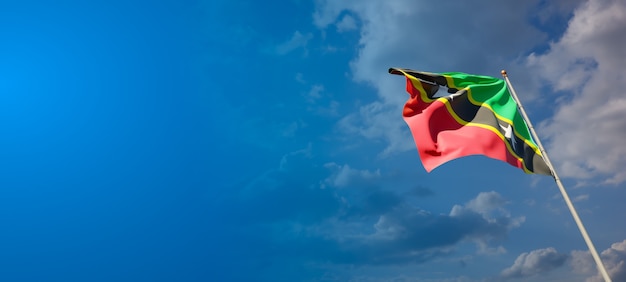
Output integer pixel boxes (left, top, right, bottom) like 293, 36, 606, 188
389, 68, 551, 175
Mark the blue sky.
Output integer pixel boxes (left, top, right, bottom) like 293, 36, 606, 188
2, 0, 626, 281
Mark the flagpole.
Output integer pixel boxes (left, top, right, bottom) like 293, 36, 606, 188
501, 70, 611, 282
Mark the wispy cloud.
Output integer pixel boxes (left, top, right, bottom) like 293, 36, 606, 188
322, 162, 381, 188
573, 194, 590, 202
336, 101, 414, 157
307, 84, 324, 102
275, 31, 313, 55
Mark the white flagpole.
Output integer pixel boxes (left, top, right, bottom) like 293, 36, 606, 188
501, 70, 611, 282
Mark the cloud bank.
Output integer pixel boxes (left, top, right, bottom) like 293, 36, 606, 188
528, 0, 626, 184
500, 247, 568, 279
222, 148, 525, 280
571, 239, 626, 282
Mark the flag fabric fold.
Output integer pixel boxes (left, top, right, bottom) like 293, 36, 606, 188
389, 68, 551, 175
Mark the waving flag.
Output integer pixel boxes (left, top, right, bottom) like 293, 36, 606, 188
389, 68, 551, 175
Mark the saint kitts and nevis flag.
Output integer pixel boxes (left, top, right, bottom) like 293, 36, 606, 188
389, 68, 551, 175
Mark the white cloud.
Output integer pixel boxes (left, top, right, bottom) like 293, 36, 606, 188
463, 191, 509, 217
527, 0, 626, 184
571, 250, 597, 275
500, 247, 568, 279
275, 31, 313, 55
448, 192, 525, 252
571, 239, 626, 282
449, 192, 517, 223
